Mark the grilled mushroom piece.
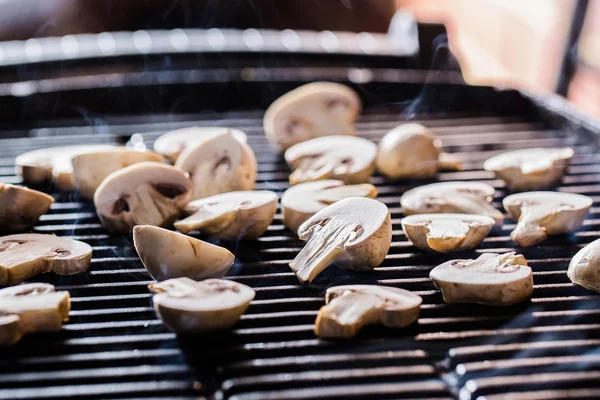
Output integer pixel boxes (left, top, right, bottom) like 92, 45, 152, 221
484, 148, 573, 191
264, 82, 361, 152
149, 277, 255, 333
94, 162, 192, 234
315, 285, 422, 339
174, 130, 257, 201
285, 136, 377, 185
281, 180, 377, 234
568, 238, 600, 293
0, 283, 70, 345
402, 214, 494, 253
430, 252, 532, 305
0, 183, 54, 231
0, 234, 92, 285
503, 191, 592, 247
289, 197, 391, 284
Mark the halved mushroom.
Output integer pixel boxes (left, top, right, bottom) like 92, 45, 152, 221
0, 183, 54, 231
0, 234, 92, 285
149, 277, 255, 333
289, 197, 391, 284
568, 239, 600, 292
174, 130, 257, 201
281, 180, 377, 234
94, 162, 192, 234
263, 82, 361, 152
174, 190, 278, 240
484, 148, 574, 191
402, 214, 494, 253
0, 283, 70, 345
314, 285, 422, 339
154, 127, 248, 163
285, 136, 377, 185
400, 181, 504, 225
430, 252, 532, 305
503, 191, 592, 247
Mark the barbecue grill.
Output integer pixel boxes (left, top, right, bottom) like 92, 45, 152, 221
1, 27, 600, 400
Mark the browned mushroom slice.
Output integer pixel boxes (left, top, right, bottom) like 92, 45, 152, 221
0, 183, 54, 231
568, 238, 600, 292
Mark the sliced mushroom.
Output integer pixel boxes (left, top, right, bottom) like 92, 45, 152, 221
430, 252, 532, 305
174, 190, 278, 240
289, 197, 391, 284
0, 183, 54, 231
315, 285, 422, 339
503, 191, 592, 247
568, 239, 600, 292
0, 234, 92, 285
263, 82, 361, 152
402, 214, 494, 253
281, 180, 377, 234
285, 136, 377, 185
400, 181, 504, 225
149, 277, 255, 333
94, 162, 192, 234
484, 148, 574, 191
0, 283, 70, 345
174, 130, 257, 201
154, 127, 248, 163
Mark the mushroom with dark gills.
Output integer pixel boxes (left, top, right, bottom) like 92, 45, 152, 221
567, 239, 600, 293
0, 183, 54, 231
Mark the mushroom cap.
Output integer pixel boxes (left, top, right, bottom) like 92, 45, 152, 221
154, 127, 248, 163
568, 238, 600, 293
0, 183, 54, 231
133, 225, 235, 281
94, 162, 192, 234
263, 82, 361, 152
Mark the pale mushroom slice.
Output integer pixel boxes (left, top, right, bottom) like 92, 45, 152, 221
484, 148, 574, 191
0, 183, 54, 231
174, 190, 278, 240
175, 130, 257, 201
568, 239, 600, 293
401, 214, 494, 253
430, 252, 533, 305
153, 127, 248, 163
94, 162, 192, 234
400, 181, 504, 225
263, 82, 361, 152
149, 277, 255, 333
281, 180, 377, 234
0, 283, 70, 345
289, 197, 391, 284
503, 191, 592, 247
285, 136, 377, 185
315, 285, 422, 339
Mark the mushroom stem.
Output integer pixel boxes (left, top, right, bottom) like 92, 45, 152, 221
445, 193, 504, 224
289, 156, 335, 185
425, 220, 469, 253
129, 184, 183, 227
174, 203, 235, 234
438, 153, 463, 171
316, 184, 377, 204
511, 218, 548, 247
314, 291, 382, 339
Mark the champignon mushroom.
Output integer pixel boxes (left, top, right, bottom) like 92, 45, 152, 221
263, 82, 361, 152
568, 238, 600, 293
281, 180, 377, 234
94, 162, 192, 234
314, 285, 422, 339
289, 197, 391, 284
484, 148, 574, 191
0, 283, 70, 345
503, 191, 592, 247
174, 190, 278, 240
154, 127, 248, 163
284, 136, 377, 185
400, 181, 504, 225
401, 213, 494, 253
0, 233, 92, 285
0, 183, 54, 231
430, 252, 532, 305
149, 277, 255, 333
174, 130, 257, 201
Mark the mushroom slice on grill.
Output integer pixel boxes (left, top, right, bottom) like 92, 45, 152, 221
401, 214, 494, 253
149, 277, 255, 333
289, 197, 391, 284
315, 285, 422, 339
430, 252, 532, 305
568, 238, 600, 293
94, 162, 192, 234
484, 148, 573, 191
175, 130, 257, 201
285, 136, 377, 185
263, 82, 361, 152
0, 183, 54, 231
